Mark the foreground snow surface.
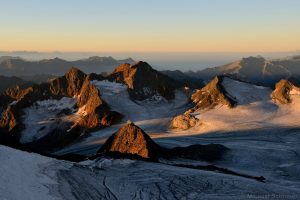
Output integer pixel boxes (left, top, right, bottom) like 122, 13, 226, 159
1, 145, 300, 200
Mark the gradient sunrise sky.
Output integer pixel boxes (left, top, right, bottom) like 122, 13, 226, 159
1, 0, 299, 52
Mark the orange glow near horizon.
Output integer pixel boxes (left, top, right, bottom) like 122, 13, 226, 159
1, 33, 299, 53
1, 1, 299, 53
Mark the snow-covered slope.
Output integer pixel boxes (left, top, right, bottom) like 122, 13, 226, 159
222, 77, 272, 105
91, 80, 188, 121
1, 145, 300, 200
0, 145, 71, 200
20, 97, 77, 143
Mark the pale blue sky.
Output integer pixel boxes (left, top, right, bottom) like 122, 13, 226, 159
0, 0, 299, 52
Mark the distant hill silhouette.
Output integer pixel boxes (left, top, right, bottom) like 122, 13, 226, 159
0, 56, 135, 76
187, 56, 300, 86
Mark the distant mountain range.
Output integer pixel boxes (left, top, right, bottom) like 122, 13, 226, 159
0, 56, 135, 76
1, 55, 300, 89
187, 55, 300, 86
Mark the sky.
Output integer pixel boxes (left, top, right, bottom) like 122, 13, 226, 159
0, 0, 300, 53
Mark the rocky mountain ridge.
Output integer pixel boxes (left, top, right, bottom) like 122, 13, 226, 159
0, 67, 121, 151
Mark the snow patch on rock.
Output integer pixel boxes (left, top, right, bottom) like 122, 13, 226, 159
20, 97, 77, 144
91, 80, 127, 95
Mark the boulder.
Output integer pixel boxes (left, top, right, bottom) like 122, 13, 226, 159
170, 114, 199, 130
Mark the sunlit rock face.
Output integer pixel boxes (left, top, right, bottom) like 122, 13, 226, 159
97, 122, 162, 161
170, 114, 199, 130
187, 76, 236, 113
272, 79, 300, 104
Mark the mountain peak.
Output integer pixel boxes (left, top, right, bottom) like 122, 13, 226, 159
109, 61, 176, 100
188, 76, 235, 112
97, 123, 161, 160
65, 67, 86, 77
272, 79, 295, 104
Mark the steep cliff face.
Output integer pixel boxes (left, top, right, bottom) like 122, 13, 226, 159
75, 78, 120, 128
109, 61, 177, 101
272, 79, 296, 104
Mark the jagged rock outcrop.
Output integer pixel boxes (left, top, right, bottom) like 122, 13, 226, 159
75, 78, 120, 128
187, 76, 235, 113
170, 114, 199, 130
272, 79, 299, 104
0, 67, 121, 149
0, 106, 17, 132
0, 85, 34, 109
109, 61, 177, 101
97, 122, 162, 161
49, 67, 87, 97
96, 123, 228, 162
3, 86, 34, 101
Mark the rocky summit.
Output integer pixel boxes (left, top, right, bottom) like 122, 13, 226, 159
109, 61, 177, 101
188, 76, 236, 113
272, 79, 300, 104
97, 122, 162, 161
